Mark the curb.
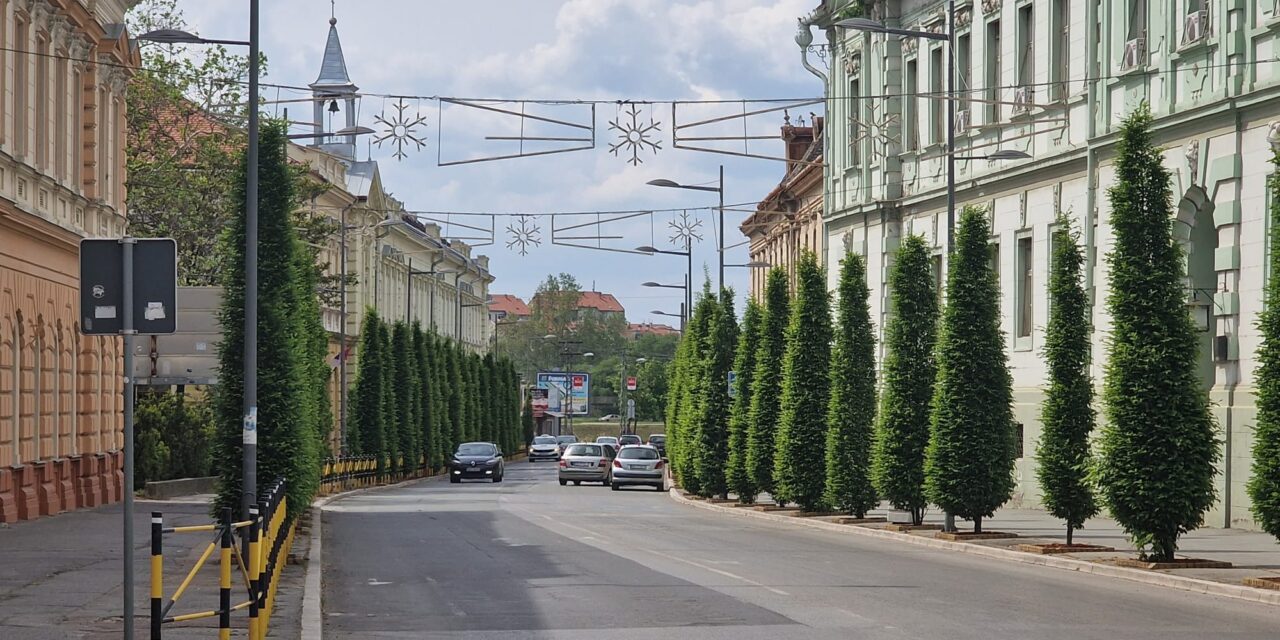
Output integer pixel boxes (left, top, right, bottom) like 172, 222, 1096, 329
667, 489, 1280, 608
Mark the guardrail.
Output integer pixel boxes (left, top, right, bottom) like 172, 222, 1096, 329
148, 479, 293, 640
319, 455, 379, 494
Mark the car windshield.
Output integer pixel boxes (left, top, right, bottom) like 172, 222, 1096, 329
565, 444, 602, 457
649, 435, 665, 442
456, 444, 495, 457
556, 436, 578, 444
619, 447, 659, 460
533, 436, 556, 445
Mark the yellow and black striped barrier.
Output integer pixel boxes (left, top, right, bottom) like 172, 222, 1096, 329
149, 480, 293, 640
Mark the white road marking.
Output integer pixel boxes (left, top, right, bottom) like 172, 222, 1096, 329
638, 548, 791, 596
366, 579, 393, 586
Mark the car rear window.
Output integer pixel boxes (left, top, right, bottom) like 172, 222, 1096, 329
619, 447, 659, 460
619, 436, 641, 444
557, 436, 578, 444
533, 436, 556, 444
649, 435, 666, 443
565, 444, 602, 457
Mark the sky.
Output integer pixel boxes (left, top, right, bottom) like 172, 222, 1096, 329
178, 0, 827, 325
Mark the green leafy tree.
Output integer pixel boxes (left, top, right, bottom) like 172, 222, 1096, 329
727, 299, 763, 503
210, 121, 316, 517
1250, 154, 1280, 540
871, 235, 938, 525
747, 268, 791, 502
925, 205, 1016, 532
825, 253, 878, 517
1036, 219, 1099, 544
774, 252, 833, 511
1097, 105, 1219, 561
693, 289, 739, 498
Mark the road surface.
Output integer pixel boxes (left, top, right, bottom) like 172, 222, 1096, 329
321, 460, 1278, 639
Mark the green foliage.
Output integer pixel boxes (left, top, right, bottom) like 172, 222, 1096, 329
134, 391, 214, 485
522, 386, 537, 446
774, 253, 833, 511
413, 324, 439, 470
872, 235, 938, 525
379, 321, 397, 476
1250, 154, 1280, 540
210, 121, 320, 518
390, 322, 418, 475
925, 206, 1016, 531
727, 299, 763, 503
445, 344, 465, 453
693, 289, 739, 498
824, 253, 878, 517
1097, 105, 1219, 561
671, 281, 717, 494
349, 310, 385, 458
1037, 219, 1099, 544
747, 268, 791, 501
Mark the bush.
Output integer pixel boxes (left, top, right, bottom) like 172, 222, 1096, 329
134, 391, 214, 484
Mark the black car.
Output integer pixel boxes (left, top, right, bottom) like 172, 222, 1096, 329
449, 442, 505, 483
647, 434, 666, 456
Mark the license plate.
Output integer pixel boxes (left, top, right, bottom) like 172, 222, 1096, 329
571, 461, 593, 468
628, 465, 647, 471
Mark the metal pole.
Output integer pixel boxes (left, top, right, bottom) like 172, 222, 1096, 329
718, 164, 725, 290
122, 237, 137, 640
406, 256, 413, 323
338, 212, 348, 454
943, 0, 958, 534
454, 272, 463, 344
686, 243, 693, 318
242, 0, 260, 521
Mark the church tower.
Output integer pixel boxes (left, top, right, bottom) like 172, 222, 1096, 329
309, 15, 359, 158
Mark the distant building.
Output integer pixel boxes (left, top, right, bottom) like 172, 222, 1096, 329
627, 322, 680, 340
529, 290, 626, 321
487, 294, 531, 323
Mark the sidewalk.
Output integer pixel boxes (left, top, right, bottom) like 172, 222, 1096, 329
0, 495, 304, 639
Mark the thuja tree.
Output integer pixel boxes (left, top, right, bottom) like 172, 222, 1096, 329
379, 321, 398, 476
871, 235, 938, 525
412, 322, 439, 471
727, 299, 763, 503
746, 267, 791, 501
825, 253, 878, 517
774, 252, 833, 511
1097, 105, 1219, 561
1250, 154, 1280, 540
427, 333, 449, 468
211, 120, 317, 517
291, 242, 331, 477
694, 288, 739, 498
393, 322, 423, 473
1036, 219, 1099, 544
925, 205, 1016, 533
521, 386, 536, 446
444, 342, 464, 455
665, 316, 693, 478
674, 283, 717, 494
348, 311, 385, 457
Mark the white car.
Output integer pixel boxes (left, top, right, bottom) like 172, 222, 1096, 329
595, 436, 620, 449
600, 414, 620, 422
528, 435, 560, 461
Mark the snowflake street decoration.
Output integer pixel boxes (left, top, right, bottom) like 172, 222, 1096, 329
608, 103, 662, 165
373, 99, 429, 161
850, 102, 901, 153
667, 211, 703, 249
505, 215, 542, 256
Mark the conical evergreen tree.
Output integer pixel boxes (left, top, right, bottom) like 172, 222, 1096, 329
1036, 219, 1098, 544
674, 281, 716, 494
1249, 154, 1280, 541
746, 268, 790, 502
694, 288, 739, 498
774, 252, 833, 511
1097, 105, 1219, 561
428, 333, 448, 468
925, 205, 1016, 533
412, 322, 435, 472
727, 299, 762, 503
521, 383, 536, 447
348, 311, 385, 457
379, 320, 397, 477
824, 252, 878, 517
871, 235, 938, 525
392, 321, 422, 474
445, 341, 464, 455
291, 240, 329, 492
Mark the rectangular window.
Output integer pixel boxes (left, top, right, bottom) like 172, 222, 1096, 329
1050, 0, 1069, 101
989, 241, 1000, 290
1016, 235, 1033, 340
849, 75, 861, 166
35, 36, 46, 168
931, 253, 944, 306
957, 32, 972, 112
73, 69, 82, 190
14, 17, 26, 157
1129, 0, 1147, 41
904, 58, 918, 151
930, 46, 944, 145
985, 20, 1002, 123
55, 54, 66, 180
1016, 4, 1034, 88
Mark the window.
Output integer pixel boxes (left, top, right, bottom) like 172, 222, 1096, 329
1016, 4, 1034, 88
989, 241, 1000, 290
1049, 0, 1069, 101
35, 36, 47, 168
957, 32, 972, 112
985, 20, 1002, 123
14, 17, 27, 157
849, 74, 861, 166
930, 46, 944, 145
931, 253, 944, 306
55, 55, 66, 179
1128, 0, 1147, 42
1016, 235, 1033, 341
904, 58, 919, 151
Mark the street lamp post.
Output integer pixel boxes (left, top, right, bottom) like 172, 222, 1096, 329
636, 245, 692, 325
647, 166, 724, 288
642, 280, 688, 332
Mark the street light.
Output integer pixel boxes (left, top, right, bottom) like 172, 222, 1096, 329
726, 261, 771, 268
647, 166, 725, 288
284, 124, 375, 140
636, 245, 692, 328
641, 280, 687, 331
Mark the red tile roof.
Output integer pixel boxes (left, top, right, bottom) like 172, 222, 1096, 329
628, 322, 680, 337
487, 294, 531, 317
577, 291, 625, 314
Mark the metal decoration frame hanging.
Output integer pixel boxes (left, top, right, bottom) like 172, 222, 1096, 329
671, 98, 823, 165
436, 100, 596, 166
667, 210, 703, 249
608, 102, 662, 165
373, 98, 429, 161
504, 215, 542, 256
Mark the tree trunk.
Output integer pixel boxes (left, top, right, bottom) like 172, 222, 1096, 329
1066, 524, 1073, 546
912, 507, 924, 526
974, 515, 983, 534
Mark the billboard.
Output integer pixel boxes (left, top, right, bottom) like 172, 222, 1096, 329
536, 371, 590, 416
529, 388, 549, 418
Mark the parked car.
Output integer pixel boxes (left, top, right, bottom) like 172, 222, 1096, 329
558, 443, 612, 486
529, 435, 560, 461
647, 434, 666, 456
595, 436, 620, 449
600, 414, 620, 421
449, 442, 504, 483
611, 445, 665, 491
555, 435, 579, 457
617, 434, 643, 447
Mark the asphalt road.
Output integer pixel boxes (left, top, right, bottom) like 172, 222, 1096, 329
321, 461, 1279, 639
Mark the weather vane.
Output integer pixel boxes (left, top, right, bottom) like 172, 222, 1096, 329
608, 103, 662, 166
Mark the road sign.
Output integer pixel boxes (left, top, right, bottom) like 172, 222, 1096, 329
79, 238, 177, 335
626, 376, 637, 391
626, 398, 636, 420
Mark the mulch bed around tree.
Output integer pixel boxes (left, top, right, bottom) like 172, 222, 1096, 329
731, 502, 759, 508
833, 516, 888, 525
1243, 577, 1280, 590
753, 505, 801, 512
706, 498, 736, 504
935, 531, 1019, 541
792, 511, 842, 518
1114, 558, 1233, 570
882, 523, 943, 532
1014, 543, 1116, 554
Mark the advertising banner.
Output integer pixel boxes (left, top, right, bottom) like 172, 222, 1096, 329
536, 371, 590, 416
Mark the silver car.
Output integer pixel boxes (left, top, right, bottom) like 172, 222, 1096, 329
529, 434, 560, 461
595, 436, 620, 449
610, 445, 665, 491
558, 443, 612, 486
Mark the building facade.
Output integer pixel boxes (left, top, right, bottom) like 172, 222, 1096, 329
741, 117, 825, 300
802, 0, 1280, 529
0, 0, 137, 522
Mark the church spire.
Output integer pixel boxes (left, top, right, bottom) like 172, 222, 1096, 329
311, 15, 357, 92
310, 7, 359, 157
